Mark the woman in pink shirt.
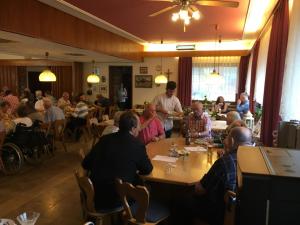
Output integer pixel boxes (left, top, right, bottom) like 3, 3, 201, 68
139, 104, 165, 145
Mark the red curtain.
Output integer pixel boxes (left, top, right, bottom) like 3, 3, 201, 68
177, 57, 192, 106
261, 0, 289, 146
50, 66, 73, 99
249, 40, 261, 113
0, 66, 18, 94
237, 54, 250, 96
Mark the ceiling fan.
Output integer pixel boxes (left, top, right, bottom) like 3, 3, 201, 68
147, 0, 239, 31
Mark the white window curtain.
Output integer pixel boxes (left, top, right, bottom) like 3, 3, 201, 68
245, 53, 253, 95
280, 0, 300, 121
192, 56, 240, 101
254, 25, 272, 105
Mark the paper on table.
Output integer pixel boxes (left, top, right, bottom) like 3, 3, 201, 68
184, 146, 207, 152
152, 155, 178, 163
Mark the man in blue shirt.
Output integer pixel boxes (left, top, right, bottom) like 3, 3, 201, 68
236, 92, 250, 118
43, 97, 65, 123
171, 127, 252, 225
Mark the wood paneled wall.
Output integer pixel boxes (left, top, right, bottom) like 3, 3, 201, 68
0, 0, 143, 61
72, 62, 83, 96
0, 66, 18, 94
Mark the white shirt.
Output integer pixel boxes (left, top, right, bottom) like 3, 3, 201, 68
101, 125, 119, 136
35, 99, 45, 111
13, 117, 33, 127
152, 93, 183, 131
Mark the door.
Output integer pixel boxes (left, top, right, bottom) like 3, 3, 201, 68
109, 66, 132, 109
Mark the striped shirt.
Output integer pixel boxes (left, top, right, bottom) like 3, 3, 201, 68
73, 101, 88, 118
186, 113, 211, 136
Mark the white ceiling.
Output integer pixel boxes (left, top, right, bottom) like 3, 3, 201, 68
0, 31, 134, 63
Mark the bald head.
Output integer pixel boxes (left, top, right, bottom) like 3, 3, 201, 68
226, 111, 241, 125
229, 127, 252, 151
192, 101, 203, 116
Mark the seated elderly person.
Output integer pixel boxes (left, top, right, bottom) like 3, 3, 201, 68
82, 111, 153, 210
138, 104, 165, 145
43, 97, 65, 123
186, 101, 211, 138
101, 111, 124, 136
34, 90, 44, 112
226, 111, 241, 125
236, 92, 250, 118
172, 127, 253, 225
67, 93, 89, 140
0, 101, 15, 133
13, 105, 33, 127
24, 103, 44, 123
58, 92, 71, 110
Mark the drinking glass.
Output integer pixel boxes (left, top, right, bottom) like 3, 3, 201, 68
17, 212, 40, 225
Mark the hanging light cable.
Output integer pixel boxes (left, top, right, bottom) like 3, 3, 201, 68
155, 40, 168, 84
87, 60, 100, 83
39, 52, 56, 82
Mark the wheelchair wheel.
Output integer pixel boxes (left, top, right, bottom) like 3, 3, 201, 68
23, 146, 45, 164
1, 143, 24, 175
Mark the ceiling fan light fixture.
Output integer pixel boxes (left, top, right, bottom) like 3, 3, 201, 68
179, 9, 188, 20
192, 10, 200, 20
184, 17, 191, 25
172, 13, 179, 21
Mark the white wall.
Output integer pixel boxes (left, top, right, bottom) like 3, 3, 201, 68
83, 57, 179, 106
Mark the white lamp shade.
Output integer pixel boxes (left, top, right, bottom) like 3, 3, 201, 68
87, 74, 100, 83
39, 69, 56, 82
155, 74, 168, 84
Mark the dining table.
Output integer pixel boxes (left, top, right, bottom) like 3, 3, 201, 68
143, 137, 218, 186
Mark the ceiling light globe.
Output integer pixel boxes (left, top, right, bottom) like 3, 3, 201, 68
87, 74, 100, 83
155, 74, 168, 84
39, 69, 56, 82
172, 13, 179, 21
184, 17, 190, 25
179, 9, 188, 20
192, 11, 200, 20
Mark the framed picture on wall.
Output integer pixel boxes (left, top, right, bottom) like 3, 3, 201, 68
135, 75, 152, 88
99, 85, 108, 95
139, 67, 148, 74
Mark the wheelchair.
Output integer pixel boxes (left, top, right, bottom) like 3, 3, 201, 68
2, 121, 51, 172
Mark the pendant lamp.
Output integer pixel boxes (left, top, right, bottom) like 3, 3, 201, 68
87, 60, 100, 83
39, 52, 56, 82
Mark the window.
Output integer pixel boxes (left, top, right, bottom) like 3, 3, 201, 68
192, 57, 240, 102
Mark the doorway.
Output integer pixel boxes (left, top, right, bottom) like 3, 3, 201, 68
109, 66, 132, 109
28, 71, 52, 94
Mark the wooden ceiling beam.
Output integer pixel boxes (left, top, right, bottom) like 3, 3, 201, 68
142, 50, 250, 57
0, 0, 143, 62
0, 59, 72, 67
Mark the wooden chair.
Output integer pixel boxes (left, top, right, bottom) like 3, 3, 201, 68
223, 191, 237, 225
115, 179, 169, 225
90, 124, 106, 148
96, 106, 106, 122
74, 171, 123, 225
109, 105, 117, 119
53, 119, 67, 152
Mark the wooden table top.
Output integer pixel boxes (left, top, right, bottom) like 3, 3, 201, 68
143, 137, 218, 186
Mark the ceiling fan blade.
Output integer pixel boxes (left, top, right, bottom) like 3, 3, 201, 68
195, 0, 239, 8
190, 5, 199, 12
149, 5, 178, 17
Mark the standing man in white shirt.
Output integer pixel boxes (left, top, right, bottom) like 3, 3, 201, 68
152, 81, 183, 138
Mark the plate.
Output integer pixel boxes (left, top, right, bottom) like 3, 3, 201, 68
0, 219, 16, 225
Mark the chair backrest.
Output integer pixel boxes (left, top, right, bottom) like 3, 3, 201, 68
74, 171, 97, 214
115, 178, 149, 224
53, 119, 65, 139
224, 190, 237, 225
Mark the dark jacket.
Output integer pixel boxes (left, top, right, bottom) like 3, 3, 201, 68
82, 131, 153, 210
